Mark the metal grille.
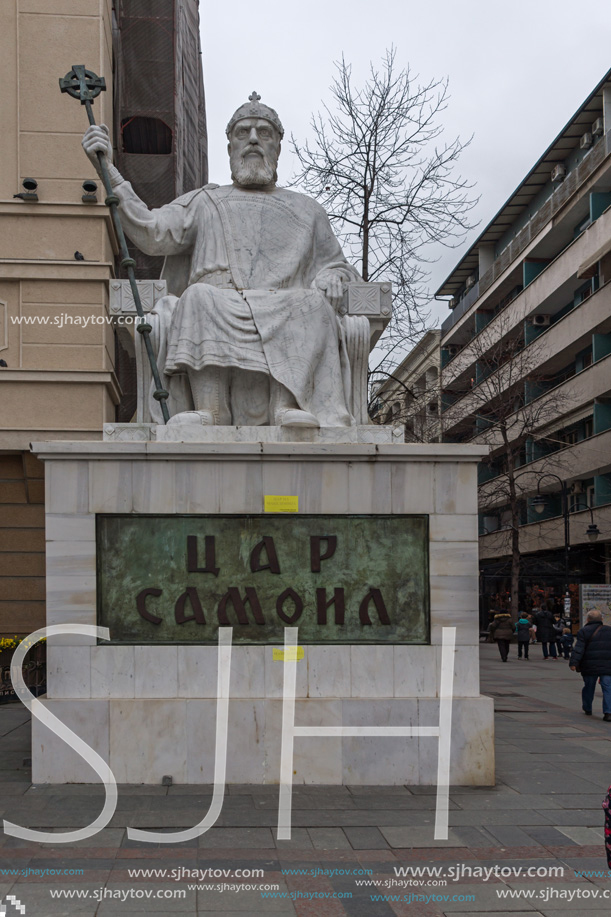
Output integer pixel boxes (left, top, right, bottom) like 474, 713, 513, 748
120, 22, 174, 114
112, 0, 207, 417
117, 0, 173, 22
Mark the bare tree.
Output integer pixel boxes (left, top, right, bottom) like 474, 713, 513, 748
445, 313, 573, 618
369, 368, 442, 442
291, 47, 477, 385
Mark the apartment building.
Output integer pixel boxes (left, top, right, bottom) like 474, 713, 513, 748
0, 0, 206, 637
371, 329, 441, 441
438, 68, 611, 619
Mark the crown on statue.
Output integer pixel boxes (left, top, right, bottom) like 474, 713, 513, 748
226, 92, 284, 139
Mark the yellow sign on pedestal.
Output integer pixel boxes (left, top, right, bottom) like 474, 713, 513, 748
264, 495, 299, 513
272, 646, 305, 661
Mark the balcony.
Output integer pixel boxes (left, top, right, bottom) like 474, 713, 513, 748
440, 281, 480, 335
441, 290, 611, 437
440, 131, 611, 345
443, 212, 611, 388
478, 428, 611, 511
479, 502, 611, 559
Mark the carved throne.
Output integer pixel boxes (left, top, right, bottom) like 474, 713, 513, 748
109, 280, 391, 426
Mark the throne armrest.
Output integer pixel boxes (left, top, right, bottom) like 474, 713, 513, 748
338, 281, 392, 347
339, 282, 392, 425
109, 280, 168, 423
109, 279, 167, 315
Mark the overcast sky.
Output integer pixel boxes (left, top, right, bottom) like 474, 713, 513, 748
201, 0, 610, 327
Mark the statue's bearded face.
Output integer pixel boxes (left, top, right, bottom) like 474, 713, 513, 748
228, 118, 280, 188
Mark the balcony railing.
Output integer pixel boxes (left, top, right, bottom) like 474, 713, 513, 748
441, 131, 611, 339
441, 280, 480, 334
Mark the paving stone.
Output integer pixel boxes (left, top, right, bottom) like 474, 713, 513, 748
555, 826, 605, 845
501, 775, 603, 795
336, 895, 394, 915
449, 811, 555, 827
198, 827, 275, 848
96, 910, 196, 916
272, 827, 314, 849
408, 784, 516, 796
197, 887, 294, 911
449, 826, 500, 848
534, 811, 604, 826
482, 825, 546, 847
254, 794, 356, 810
307, 828, 352, 849
551, 795, 607, 809
347, 785, 414, 795
343, 827, 389, 849
378, 826, 469, 848
523, 827, 579, 847
351, 796, 459, 810
452, 795, 560, 810
538, 911, 611, 917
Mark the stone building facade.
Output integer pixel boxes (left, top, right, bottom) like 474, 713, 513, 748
0, 0, 207, 637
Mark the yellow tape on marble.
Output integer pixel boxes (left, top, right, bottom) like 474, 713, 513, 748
264, 495, 299, 513
272, 646, 304, 661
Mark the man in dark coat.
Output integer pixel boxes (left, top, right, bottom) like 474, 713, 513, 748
535, 605, 558, 659
569, 610, 611, 720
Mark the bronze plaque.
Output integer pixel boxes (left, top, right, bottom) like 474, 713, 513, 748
96, 514, 429, 644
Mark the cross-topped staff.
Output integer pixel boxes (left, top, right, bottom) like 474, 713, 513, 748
59, 65, 170, 423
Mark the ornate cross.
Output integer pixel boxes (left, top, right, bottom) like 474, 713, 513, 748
59, 65, 106, 104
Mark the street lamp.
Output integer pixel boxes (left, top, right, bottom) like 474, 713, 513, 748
532, 494, 547, 514
586, 522, 601, 542
531, 475, 601, 615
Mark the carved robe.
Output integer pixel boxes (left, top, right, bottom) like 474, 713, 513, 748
112, 181, 361, 425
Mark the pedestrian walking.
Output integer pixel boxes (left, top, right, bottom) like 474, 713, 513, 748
488, 611, 514, 662
535, 606, 558, 659
569, 610, 611, 720
560, 627, 574, 660
553, 614, 565, 657
515, 614, 531, 659
529, 617, 537, 645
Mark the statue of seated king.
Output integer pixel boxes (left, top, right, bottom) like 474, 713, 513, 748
83, 93, 388, 429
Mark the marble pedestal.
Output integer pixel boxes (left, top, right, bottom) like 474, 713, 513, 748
31, 435, 494, 785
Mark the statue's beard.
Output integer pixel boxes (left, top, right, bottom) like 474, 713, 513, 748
230, 148, 278, 187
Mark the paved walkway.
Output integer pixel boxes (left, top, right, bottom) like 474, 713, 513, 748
0, 644, 610, 915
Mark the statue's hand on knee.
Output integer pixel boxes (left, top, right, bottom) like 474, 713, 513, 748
314, 271, 345, 311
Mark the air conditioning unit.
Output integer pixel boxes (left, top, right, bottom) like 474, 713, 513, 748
551, 163, 566, 183
580, 132, 593, 150
446, 345, 460, 357
530, 314, 551, 327
592, 117, 604, 137
570, 482, 583, 495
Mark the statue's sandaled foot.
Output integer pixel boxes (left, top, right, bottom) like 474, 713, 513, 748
276, 408, 319, 428
167, 410, 216, 426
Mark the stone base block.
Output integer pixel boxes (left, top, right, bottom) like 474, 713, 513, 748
31, 696, 494, 786
103, 423, 402, 444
